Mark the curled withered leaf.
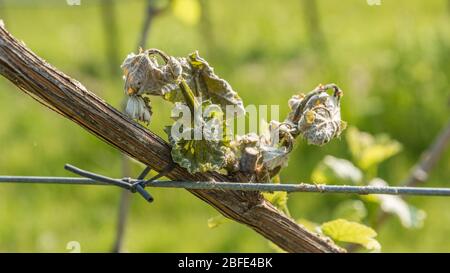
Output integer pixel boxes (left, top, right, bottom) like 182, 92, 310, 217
258, 120, 294, 173
122, 49, 245, 120
230, 125, 293, 180
121, 51, 183, 97
163, 56, 184, 81
298, 92, 342, 145
163, 51, 245, 117
186, 51, 245, 116
287, 84, 345, 146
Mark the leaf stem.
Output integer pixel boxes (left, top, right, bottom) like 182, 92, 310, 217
179, 78, 199, 112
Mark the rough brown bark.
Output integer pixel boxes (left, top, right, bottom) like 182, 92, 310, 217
0, 22, 343, 253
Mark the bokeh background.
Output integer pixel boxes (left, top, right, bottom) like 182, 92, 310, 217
0, 0, 449, 252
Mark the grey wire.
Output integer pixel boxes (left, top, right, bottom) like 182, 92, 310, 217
1, 175, 450, 197
64, 164, 132, 190
0, 176, 105, 185
138, 181, 450, 196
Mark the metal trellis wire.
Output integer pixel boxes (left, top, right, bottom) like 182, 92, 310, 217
0, 164, 449, 203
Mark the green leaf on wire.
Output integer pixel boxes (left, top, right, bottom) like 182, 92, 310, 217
321, 219, 381, 252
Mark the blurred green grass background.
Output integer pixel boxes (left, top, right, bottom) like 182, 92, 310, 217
0, 0, 449, 252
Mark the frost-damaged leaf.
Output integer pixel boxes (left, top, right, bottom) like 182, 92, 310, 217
187, 52, 245, 115
252, 120, 292, 174
263, 191, 291, 217
121, 51, 186, 123
207, 215, 230, 229
167, 99, 229, 174
298, 93, 343, 146
121, 51, 182, 97
346, 126, 402, 171
285, 84, 345, 146
369, 178, 426, 228
321, 219, 381, 252
168, 130, 227, 173
162, 51, 245, 116
311, 155, 363, 185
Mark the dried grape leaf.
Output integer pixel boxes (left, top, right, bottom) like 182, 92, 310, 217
285, 85, 345, 146
121, 51, 183, 97
298, 92, 343, 146
164, 52, 245, 116
122, 49, 246, 125
187, 52, 245, 115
